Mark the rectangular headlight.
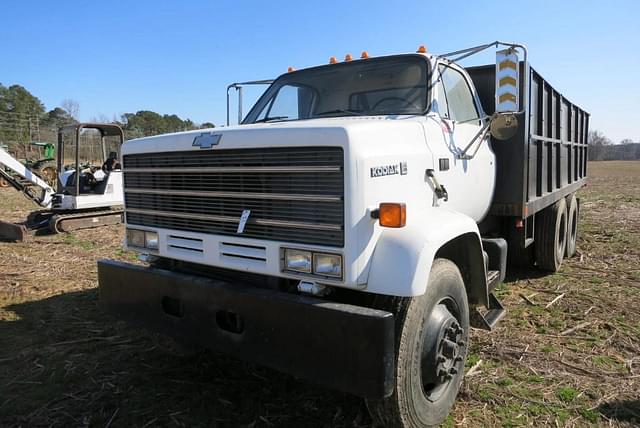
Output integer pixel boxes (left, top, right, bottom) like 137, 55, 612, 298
313, 253, 342, 277
284, 248, 312, 273
126, 228, 145, 248
145, 231, 159, 249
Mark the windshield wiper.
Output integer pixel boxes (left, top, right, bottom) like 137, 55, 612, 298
314, 109, 364, 117
253, 116, 289, 123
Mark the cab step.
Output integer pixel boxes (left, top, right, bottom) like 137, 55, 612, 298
471, 293, 506, 331
487, 269, 501, 290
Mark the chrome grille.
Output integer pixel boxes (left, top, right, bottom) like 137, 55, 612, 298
123, 147, 344, 247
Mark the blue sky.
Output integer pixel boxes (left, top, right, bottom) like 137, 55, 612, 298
2, 0, 639, 142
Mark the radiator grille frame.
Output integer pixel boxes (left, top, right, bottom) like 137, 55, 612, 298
123, 146, 345, 247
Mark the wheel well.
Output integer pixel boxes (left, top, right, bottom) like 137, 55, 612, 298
434, 232, 488, 306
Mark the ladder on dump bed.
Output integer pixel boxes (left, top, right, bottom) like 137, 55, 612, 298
0, 147, 54, 208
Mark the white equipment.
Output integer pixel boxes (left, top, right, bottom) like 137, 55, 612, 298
0, 123, 125, 241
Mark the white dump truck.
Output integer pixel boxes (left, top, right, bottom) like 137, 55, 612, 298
98, 41, 588, 427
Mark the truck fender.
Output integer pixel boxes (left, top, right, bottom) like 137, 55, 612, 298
365, 209, 488, 305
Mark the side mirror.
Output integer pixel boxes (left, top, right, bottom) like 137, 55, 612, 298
490, 113, 518, 141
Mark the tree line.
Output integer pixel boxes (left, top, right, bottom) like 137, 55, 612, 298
588, 130, 640, 161
0, 83, 214, 155
2, 82, 637, 161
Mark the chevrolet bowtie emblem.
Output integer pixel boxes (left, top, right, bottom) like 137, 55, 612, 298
192, 132, 222, 149
237, 209, 251, 234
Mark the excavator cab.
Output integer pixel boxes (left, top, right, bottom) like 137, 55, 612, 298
56, 124, 124, 201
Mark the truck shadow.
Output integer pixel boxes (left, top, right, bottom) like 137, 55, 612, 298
503, 266, 549, 283
597, 400, 640, 425
0, 289, 369, 427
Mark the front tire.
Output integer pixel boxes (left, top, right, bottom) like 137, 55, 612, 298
367, 259, 469, 428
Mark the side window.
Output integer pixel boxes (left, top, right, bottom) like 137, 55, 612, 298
439, 65, 479, 123
266, 85, 314, 120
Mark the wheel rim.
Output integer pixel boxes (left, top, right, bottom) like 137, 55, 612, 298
420, 299, 465, 402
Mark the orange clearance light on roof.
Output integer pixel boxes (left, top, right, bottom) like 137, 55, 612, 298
329, 56, 337, 64
361, 51, 369, 59
377, 203, 406, 228
287, 66, 295, 72
344, 53, 353, 62
417, 45, 428, 53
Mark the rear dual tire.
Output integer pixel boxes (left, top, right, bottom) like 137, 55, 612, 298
534, 193, 579, 272
535, 198, 568, 272
565, 193, 579, 258
367, 259, 469, 428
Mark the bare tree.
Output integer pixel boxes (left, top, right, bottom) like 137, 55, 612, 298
61, 99, 80, 120
588, 130, 611, 161
90, 113, 112, 124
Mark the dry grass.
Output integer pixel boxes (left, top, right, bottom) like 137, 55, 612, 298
1, 161, 639, 427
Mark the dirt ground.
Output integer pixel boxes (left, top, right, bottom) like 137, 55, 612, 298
1, 161, 639, 427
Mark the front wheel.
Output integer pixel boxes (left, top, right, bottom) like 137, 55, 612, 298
367, 259, 469, 428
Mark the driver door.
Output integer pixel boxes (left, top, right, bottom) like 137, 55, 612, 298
430, 64, 494, 220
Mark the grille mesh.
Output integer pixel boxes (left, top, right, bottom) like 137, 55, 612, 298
123, 146, 344, 247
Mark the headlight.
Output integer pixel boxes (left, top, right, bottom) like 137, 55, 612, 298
145, 231, 159, 249
313, 253, 342, 277
282, 247, 343, 279
127, 229, 146, 248
284, 248, 312, 273
127, 228, 158, 250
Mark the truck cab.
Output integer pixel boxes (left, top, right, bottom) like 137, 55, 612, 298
99, 42, 588, 427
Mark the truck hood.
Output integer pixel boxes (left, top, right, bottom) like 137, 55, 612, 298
120, 115, 438, 290
122, 116, 427, 156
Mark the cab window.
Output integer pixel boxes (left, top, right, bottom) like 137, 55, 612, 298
438, 65, 479, 123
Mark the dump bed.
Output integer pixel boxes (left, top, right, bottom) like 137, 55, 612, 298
467, 63, 589, 218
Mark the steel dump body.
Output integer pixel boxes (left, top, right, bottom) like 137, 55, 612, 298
467, 63, 589, 218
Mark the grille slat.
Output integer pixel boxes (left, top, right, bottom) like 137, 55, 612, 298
123, 146, 344, 247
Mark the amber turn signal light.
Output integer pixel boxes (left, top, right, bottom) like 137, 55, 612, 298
376, 203, 406, 228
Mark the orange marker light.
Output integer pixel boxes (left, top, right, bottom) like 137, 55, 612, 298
344, 53, 353, 62
417, 45, 428, 53
329, 56, 337, 64
378, 203, 406, 228
361, 51, 369, 59
287, 66, 295, 72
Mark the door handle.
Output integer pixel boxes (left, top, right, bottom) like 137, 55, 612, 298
426, 169, 448, 201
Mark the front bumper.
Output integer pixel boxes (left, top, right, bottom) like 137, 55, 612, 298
97, 259, 395, 398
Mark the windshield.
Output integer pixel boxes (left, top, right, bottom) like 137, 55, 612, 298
243, 55, 430, 124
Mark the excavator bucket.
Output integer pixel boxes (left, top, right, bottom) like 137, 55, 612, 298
0, 220, 28, 242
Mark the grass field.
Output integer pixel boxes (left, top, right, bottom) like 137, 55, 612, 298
1, 161, 639, 427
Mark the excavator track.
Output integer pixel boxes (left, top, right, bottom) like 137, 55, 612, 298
49, 208, 124, 233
